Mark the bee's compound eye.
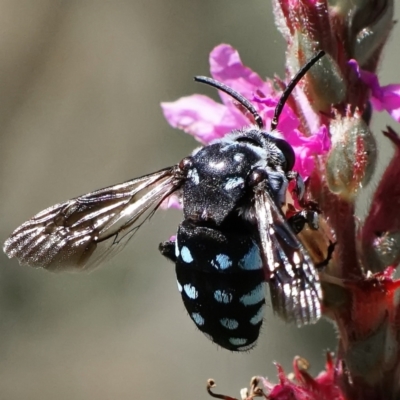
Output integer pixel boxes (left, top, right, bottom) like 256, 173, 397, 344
274, 139, 295, 171
179, 157, 193, 173
248, 168, 268, 187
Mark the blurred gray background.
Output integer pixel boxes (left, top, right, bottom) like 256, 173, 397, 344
0, 1, 398, 399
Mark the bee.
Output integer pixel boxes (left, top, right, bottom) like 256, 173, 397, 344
4, 51, 325, 351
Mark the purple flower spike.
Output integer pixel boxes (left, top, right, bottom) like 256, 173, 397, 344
159, 0, 400, 398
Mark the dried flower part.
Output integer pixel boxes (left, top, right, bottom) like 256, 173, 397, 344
325, 111, 376, 201
359, 127, 400, 272
260, 353, 345, 400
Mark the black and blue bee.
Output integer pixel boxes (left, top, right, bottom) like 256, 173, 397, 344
3, 51, 325, 351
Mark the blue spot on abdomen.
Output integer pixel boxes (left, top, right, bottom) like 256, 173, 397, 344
180, 246, 193, 263
211, 254, 232, 270
239, 243, 262, 270
240, 284, 264, 306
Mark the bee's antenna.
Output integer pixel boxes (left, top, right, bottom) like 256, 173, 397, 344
194, 50, 325, 133
194, 76, 264, 130
271, 50, 325, 131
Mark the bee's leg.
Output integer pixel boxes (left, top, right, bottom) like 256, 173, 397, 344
288, 209, 319, 234
287, 170, 305, 201
287, 171, 320, 212
315, 241, 336, 269
288, 211, 336, 269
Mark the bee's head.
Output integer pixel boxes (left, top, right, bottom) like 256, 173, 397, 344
193, 50, 325, 175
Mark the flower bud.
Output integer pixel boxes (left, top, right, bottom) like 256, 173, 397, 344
359, 127, 400, 272
272, 0, 332, 52
330, 0, 394, 67
326, 112, 376, 201
287, 39, 346, 113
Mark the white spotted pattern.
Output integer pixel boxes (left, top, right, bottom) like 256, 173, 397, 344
238, 243, 262, 270
220, 318, 239, 330
229, 337, 247, 346
214, 289, 233, 304
250, 304, 265, 325
211, 254, 232, 270
240, 284, 264, 306
180, 246, 193, 263
192, 312, 205, 326
177, 280, 183, 293
184, 283, 198, 299
224, 177, 244, 191
234, 153, 244, 163
209, 160, 225, 169
188, 168, 200, 184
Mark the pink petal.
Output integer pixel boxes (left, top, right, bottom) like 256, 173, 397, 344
160, 194, 182, 210
349, 59, 400, 122
288, 126, 329, 177
349, 59, 383, 104
253, 95, 299, 135
209, 44, 273, 105
378, 84, 400, 122
274, 107, 300, 136
287, 126, 330, 153
293, 148, 312, 176
161, 95, 240, 144
293, 87, 322, 133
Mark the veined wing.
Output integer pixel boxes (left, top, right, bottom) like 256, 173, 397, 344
254, 186, 322, 326
4, 167, 183, 271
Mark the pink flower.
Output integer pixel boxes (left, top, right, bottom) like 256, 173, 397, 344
261, 354, 345, 400
160, 193, 181, 210
349, 59, 400, 123
161, 44, 329, 178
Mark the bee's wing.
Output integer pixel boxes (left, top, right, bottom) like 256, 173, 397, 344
4, 167, 183, 271
254, 187, 322, 326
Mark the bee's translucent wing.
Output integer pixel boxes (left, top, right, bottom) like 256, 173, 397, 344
254, 186, 322, 326
4, 167, 183, 271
